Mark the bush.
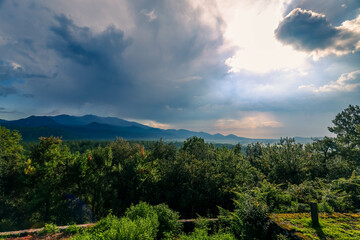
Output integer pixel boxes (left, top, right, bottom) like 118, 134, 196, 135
180, 228, 236, 240
126, 201, 181, 239
220, 192, 270, 240
71, 213, 158, 240
38, 223, 59, 236
64, 223, 84, 235
180, 218, 235, 240
71, 202, 181, 240
153, 203, 182, 239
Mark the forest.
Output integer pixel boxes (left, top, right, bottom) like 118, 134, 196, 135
0, 105, 360, 239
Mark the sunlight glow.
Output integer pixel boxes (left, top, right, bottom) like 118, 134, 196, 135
216, 0, 309, 73
214, 112, 283, 137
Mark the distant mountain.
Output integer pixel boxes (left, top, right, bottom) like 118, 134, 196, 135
3, 116, 59, 127
0, 115, 315, 144
50, 114, 149, 128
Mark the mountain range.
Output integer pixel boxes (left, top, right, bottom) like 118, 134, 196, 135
0, 114, 314, 144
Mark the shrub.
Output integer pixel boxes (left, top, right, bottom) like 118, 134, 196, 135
180, 228, 236, 240
180, 218, 235, 240
71, 213, 158, 240
64, 223, 84, 235
126, 201, 181, 239
71, 202, 181, 240
220, 192, 270, 240
38, 223, 59, 236
153, 203, 182, 239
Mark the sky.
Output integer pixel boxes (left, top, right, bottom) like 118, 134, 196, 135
0, 0, 359, 138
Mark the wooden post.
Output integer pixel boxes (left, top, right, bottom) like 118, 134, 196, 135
310, 202, 319, 227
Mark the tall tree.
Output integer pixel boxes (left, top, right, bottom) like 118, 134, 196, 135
0, 125, 24, 230
328, 105, 360, 145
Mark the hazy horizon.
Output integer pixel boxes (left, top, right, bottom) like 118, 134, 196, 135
0, 0, 359, 138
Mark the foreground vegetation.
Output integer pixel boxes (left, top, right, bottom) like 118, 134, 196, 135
1, 105, 360, 239
271, 213, 360, 239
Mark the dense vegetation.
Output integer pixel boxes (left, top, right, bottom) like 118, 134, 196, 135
0, 105, 360, 239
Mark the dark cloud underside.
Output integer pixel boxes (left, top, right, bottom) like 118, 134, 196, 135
275, 8, 338, 51
275, 8, 359, 55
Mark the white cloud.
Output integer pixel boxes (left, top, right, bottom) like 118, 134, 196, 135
317, 14, 360, 58
11, 62, 22, 70
299, 70, 360, 93
141, 9, 157, 22
139, 120, 171, 129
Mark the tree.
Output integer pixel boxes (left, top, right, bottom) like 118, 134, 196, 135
0, 125, 24, 231
267, 138, 307, 184
26, 136, 76, 224
181, 136, 208, 160
328, 105, 360, 145
0, 125, 23, 195
328, 105, 360, 167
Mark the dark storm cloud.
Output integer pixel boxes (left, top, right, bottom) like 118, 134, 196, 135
8, 1, 230, 123
48, 15, 132, 66
0, 84, 17, 97
285, 0, 360, 25
275, 8, 359, 55
0, 60, 47, 81
275, 8, 338, 51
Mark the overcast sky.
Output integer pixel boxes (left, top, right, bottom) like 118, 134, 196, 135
0, 0, 359, 138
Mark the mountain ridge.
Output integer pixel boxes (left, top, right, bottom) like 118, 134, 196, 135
0, 115, 314, 144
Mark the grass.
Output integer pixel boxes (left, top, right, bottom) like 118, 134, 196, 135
270, 212, 360, 240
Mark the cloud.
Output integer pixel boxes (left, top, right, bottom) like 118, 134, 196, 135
215, 0, 308, 73
2, 1, 230, 123
0, 60, 47, 81
141, 9, 157, 22
215, 112, 283, 130
0, 0, 358, 138
140, 120, 171, 129
284, 0, 360, 25
0, 85, 17, 97
299, 70, 360, 92
275, 8, 360, 58
0, 107, 22, 114
211, 113, 283, 138
174, 76, 202, 83
48, 14, 132, 66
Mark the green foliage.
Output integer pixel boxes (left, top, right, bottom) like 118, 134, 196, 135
125, 202, 181, 239
25, 136, 78, 224
276, 233, 290, 240
272, 213, 360, 240
180, 217, 235, 240
38, 223, 60, 236
0, 125, 23, 183
220, 191, 270, 240
181, 136, 208, 160
153, 203, 182, 239
254, 180, 292, 213
328, 105, 360, 145
71, 214, 158, 240
332, 174, 360, 211
1, 105, 360, 234
0, 125, 24, 231
64, 223, 84, 235
180, 228, 236, 240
